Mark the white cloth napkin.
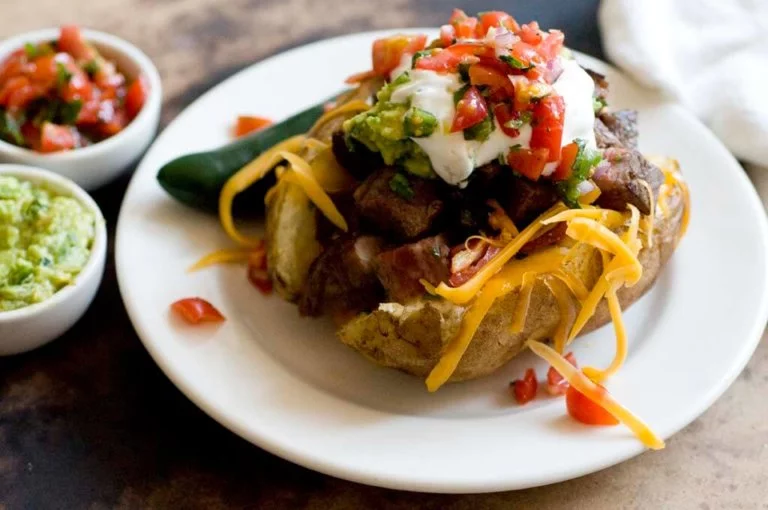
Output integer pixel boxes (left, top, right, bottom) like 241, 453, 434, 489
599, 0, 768, 205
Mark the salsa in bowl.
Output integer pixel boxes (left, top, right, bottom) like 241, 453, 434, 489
0, 28, 162, 190
0, 26, 148, 152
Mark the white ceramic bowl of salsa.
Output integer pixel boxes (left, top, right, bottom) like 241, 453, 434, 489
0, 28, 162, 190
0, 164, 106, 355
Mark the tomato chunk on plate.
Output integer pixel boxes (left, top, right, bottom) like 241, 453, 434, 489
566, 384, 620, 426
171, 297, 226, 325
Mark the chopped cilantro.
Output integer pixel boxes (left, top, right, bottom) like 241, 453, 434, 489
56, 63, 72, 88
411, 50, 432, 68
500, 54, 534, 71
0, 110, 25, 146
504, 111, 533, 130
555, 138, 602, 207
453, 84, 470, 105
457, 62, 471, 82
463, 114, 494, 142
58, 100, 82, 125
389, 172, 415, 200
24, 42, 39, 59
82, 59, 100, 77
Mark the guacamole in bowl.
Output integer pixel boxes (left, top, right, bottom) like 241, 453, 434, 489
0, 175, 96, 311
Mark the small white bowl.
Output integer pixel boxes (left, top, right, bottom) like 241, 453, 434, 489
0, 164, 107, 355
0, 28, 162, 190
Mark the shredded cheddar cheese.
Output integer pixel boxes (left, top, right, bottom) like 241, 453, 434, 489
426, 247, 568, 391
434, 203, 567, 305
544, 275, 576, 354
279, 152, 349, 231
510, 272, 537, 333
528, 340, 665, 450
219, 135, 306, 247
188, 248, 252, 272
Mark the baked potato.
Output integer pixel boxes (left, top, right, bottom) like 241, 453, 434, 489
266, 153, 686, 382
337, 171, 685, 381
267, 78, 383, 300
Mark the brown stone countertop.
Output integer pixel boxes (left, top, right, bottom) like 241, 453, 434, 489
0, 0, 766, 508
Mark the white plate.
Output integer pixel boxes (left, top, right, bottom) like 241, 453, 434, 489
115, 30, 768, 493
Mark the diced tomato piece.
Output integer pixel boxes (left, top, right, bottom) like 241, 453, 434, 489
507, 147, 549, 181
25, 54, 59, 88
247, 266, 272, 295
537, 30, 565, 61
439, 24, 456, 46
93, 61, 126, 90
566, 383, 620, 426
414, 42, 493, 73
0, 76, 46, 110
76, 95, 102, 125
60, 64, 94, 103
39, 122, 77, 153
414, 48, 464, 73
234, 115, 272, 138
344, 69, 378, 85
468, 64, 515, 99
510, 41, 545, 70
171, 297, 226, 325
518, 22, 544, 45
547, 352, 577, 395
451, 86, 488, 132
511, 368, 538, 405
125, 75, 148, 119
372, 34, 427, 76
553, 142, 579, 181
449, 9, 479, 39
246, 242, 272, 294
98, 105, 127, 137
492, 102, 522, 138
0, 49, 27, 85
478, 11, 520, 34
58, 25, 97, 61
530, 95, 565, 162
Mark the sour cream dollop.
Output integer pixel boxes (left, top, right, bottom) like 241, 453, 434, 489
387, 55, 597, 186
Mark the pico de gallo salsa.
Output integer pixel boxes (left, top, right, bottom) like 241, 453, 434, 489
0, 26, 148, 153
343, 9, 601, 205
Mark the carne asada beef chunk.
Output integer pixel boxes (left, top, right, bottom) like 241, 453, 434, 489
599, 110, 639, 149
592, 148, 664, 215
300, 235, 385, 317
500, 174, 559, 227
594, 118, 623, 149
331, 130, 382, 181
585, 68, 609, 107
520, 223, 568, 255
315, 193, 361, 242
375, 235, 450, 304
354, 167, 444, 240
442, 163, 502, 238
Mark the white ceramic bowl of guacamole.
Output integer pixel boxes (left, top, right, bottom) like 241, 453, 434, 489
0, 164, 106, 355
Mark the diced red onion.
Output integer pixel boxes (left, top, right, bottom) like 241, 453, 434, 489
577, 180, 596, 195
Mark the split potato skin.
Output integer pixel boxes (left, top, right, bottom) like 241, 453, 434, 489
336, 175, 685, 383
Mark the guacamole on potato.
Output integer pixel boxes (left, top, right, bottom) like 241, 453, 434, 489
0, 176, 95, 312
343, 74, 437, 178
